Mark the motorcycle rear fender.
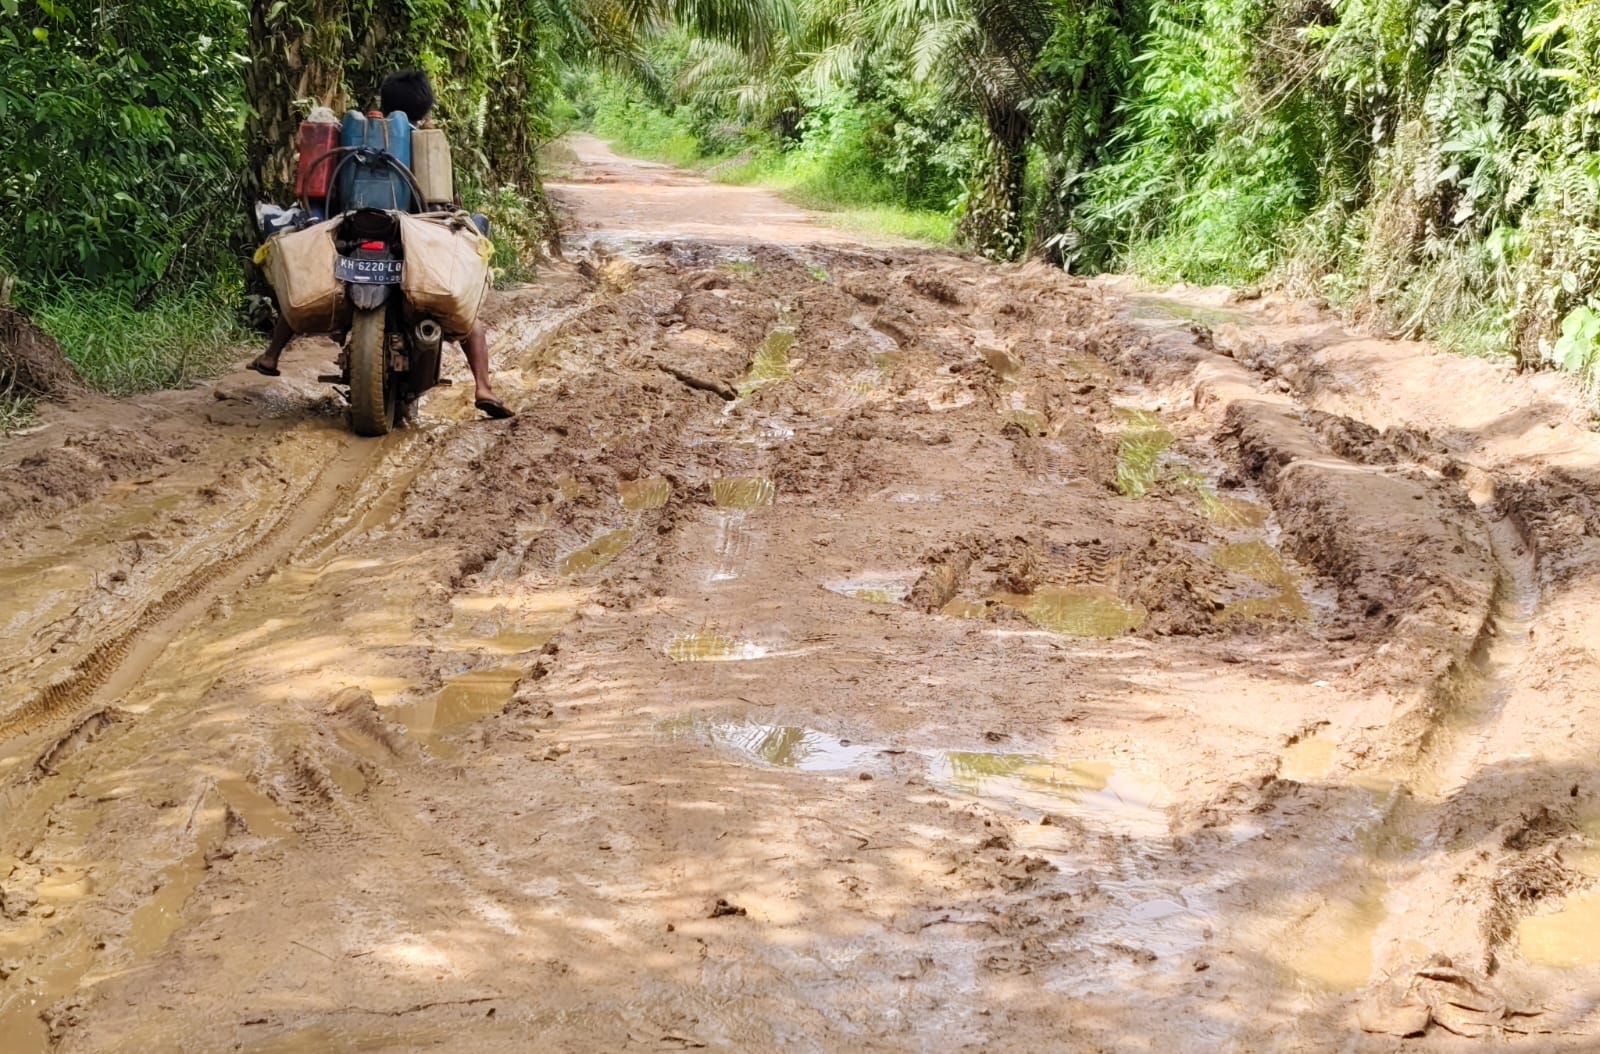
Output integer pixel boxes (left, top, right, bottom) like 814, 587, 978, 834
348, 282, 391, 312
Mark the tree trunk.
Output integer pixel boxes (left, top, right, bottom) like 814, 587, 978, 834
960, 109, 1031, 261
244, 0, 347, 207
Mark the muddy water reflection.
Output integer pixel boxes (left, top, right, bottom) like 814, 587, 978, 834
1001, 587, 1147, 638
559, 529, 637, 577
669, 720, 1172, 836
665, 631, 768, 662
1002, 409, 1049, 437
1279, 732, 1335, 783
1519, 887, 1600, 968
393, 664, 526, 745
739, 327, 797, 393
619, 478, 672, 511
712, 477, 777, 510
1114, 409, 1176, 498
1215, 541, 1311, 622
826, 575, 916, 605
936, 753, 1171, 837
664, 720, 879, 771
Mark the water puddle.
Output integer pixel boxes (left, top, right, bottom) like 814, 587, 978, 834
619, 478, 672, 511
1114, 409, 1176, 498
712, 477, 776, 511
739, 327, 797, 394
826, 575, 915, 605
559, 529, 637, 577
666, 719, 1172, 836
664, 720, 879, 771
999, 587, 1147, 638
665, 631, 769, 663
1281, 878, 1390, 991
1280, 732, 1336, 783
392, 664, 525, 744
941, 598, 990, 620
1518, 886, 1600, 968
934, 753, 1171, 837
1214, 541, 1311, 622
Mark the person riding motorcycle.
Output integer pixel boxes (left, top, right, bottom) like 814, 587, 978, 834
249, 70, 514, 421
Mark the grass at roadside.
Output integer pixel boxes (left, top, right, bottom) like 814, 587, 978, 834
0, 390, 37, 433
32, 286, 248, 394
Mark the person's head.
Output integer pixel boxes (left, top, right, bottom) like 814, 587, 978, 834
380, 70, 435, 123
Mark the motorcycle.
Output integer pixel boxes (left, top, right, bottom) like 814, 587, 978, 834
325, 205, 445, 437
263, 111, 483, 438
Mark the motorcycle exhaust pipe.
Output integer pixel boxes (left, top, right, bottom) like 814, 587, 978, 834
413, 319, 443, 357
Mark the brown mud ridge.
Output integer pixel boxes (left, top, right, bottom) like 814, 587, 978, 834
3, 139, 1600, 1051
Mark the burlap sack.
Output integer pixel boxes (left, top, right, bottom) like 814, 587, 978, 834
398, 212, 492, 338
261, 217, 346, 333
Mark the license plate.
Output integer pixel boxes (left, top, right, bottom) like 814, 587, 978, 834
336, 256, 403, 284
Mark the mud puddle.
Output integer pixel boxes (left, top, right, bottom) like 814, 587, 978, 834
739, 325, 798, 394
999, 587, 1148, 638
825, 574, 917, 605
668, 719, 1172, 835
559, 529, 637, 577
665, 631, 770, 662
711, 476, 776, 510
619, 478, 672, 511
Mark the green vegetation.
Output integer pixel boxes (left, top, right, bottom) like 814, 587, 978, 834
6, 0, 1600, 396
32, 286, 247, 394
0, 392, 36, 433
567, 0, 1600, 391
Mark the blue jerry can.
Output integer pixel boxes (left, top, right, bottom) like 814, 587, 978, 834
337, 111, 414, 212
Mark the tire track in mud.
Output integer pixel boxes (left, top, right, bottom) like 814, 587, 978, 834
0, 438, 384, 748
1129, 296, 1576, 1025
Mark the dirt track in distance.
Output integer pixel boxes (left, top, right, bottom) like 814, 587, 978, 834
3, 135, 1600, 1052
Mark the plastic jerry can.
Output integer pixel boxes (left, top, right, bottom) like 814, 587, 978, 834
337, 110, 414, 212
294, 107, 342, 203
411, 128, 455, 208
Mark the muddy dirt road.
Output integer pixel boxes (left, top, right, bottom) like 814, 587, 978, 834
4, 135, 1600, 1052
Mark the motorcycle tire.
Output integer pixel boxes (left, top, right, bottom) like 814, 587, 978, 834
348, 306, 395, 437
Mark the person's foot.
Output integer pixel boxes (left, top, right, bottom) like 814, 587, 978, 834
474, 395, 515, 420
247, 358, 281, 378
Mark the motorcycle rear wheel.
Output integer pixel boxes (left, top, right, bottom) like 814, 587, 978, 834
348, 306, 395, 437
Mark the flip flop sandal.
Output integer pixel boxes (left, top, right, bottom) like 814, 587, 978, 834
247, 361, 281, 378
475, 397, 515, 420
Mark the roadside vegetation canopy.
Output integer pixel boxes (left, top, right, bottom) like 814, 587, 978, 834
4, 0, 1600, 398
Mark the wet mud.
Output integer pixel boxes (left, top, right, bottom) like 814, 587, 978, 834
2, 136, 1600, 1051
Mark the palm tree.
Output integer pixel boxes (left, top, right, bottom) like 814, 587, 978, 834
865, 0, 1054, 257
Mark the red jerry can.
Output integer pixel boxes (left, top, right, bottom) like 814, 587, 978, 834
295, 108, 342, 203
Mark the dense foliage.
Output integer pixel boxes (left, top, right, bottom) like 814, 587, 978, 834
0, 0, 249, 296
6, 0, 1600, 395
591, 0, 1600, 383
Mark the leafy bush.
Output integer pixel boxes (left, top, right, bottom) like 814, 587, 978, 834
0, 0, 249, 296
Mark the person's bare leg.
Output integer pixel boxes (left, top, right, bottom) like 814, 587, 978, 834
249, 316, 295, 376
464, 323, 513, 418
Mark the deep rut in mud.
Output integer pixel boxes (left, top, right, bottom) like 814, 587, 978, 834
4, 139, 1600, 1052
